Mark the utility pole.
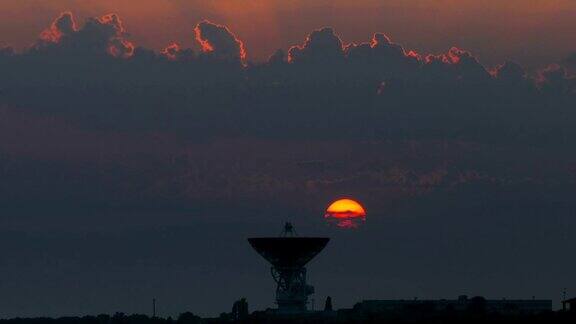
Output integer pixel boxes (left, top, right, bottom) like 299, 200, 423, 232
153, 298, 156, 318
562, 289, 567, 311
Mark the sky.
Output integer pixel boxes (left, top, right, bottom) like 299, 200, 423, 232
0, 0, 575, 319
0, 0, 575, 69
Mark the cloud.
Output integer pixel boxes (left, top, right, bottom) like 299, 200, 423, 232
39, 11, 77, 43
492, 61, 526, 83
160, 42, 194, 61
419, 47, 491, 85
561, 53, 576, 74
161, 42, 180, 60
493, 61, 526, 82
345, 32, 421, 79
194, 20, 246, 63
267, 48, 286, 65
34, 12, 134, 58
0, 13, 573, 148
288, 27, 345, 64
537, 64, 576, 94
0, 46, 14, 57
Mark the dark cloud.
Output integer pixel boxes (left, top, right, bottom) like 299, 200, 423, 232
267, 48, 286, 65
446, 47, 492, 82
0, 11, 573, 144
33, 12, 134, 58
288, 27, 345, 64
345, 33, 421, 81
347, 33, 420, 66
537, 64, 576, 94
492, 61, 526, 84
0, 46, 14, 57
417, 47, 492, 86
38, 11, 77, 43
160, 42, 194, 61
194, 20, 246, 63
561, 52, 576, 74
161, 42, 180, 60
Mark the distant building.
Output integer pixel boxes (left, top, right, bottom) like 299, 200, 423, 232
563, 297, 576, 311
231, 298, 249, 320
324, 296, 333, 312
352, 295, 551, 316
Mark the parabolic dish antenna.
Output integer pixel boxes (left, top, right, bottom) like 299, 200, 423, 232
248, 223, 329, 313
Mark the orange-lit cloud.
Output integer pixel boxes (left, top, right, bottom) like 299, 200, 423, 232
161, 42, 181, 60
39, 11, 77, 43
425, 47, 471, 65
288, 27, 344, 63
159, 42, 195, 61
35, 11, 134, 58
194, 26, 214, 53
97, 13, 134, 58
0, 0, 575, 69
194, 20, 246, 62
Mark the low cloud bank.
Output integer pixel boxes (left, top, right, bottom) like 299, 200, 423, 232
0, 11, 574, 144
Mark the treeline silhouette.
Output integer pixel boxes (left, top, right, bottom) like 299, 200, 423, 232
1, 310, 576, 324
0, 312, 202, 324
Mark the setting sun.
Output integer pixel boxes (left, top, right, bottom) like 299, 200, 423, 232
325, 198, 367, 228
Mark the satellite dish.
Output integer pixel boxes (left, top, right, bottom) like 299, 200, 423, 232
248, 237, 329, 269
248, 223, 329, 313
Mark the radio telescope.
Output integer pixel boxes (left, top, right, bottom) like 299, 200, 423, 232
248, 223, 329, 313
